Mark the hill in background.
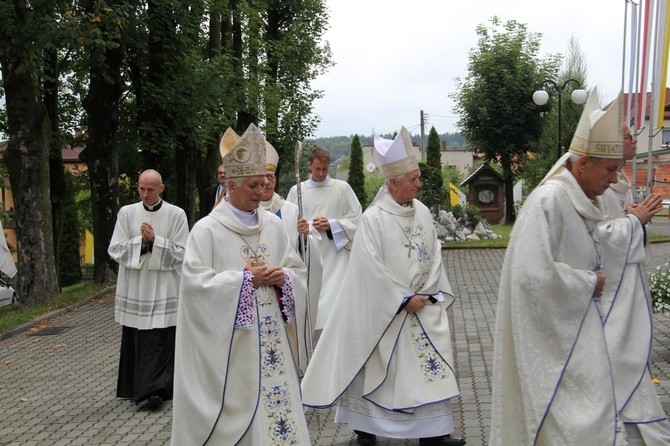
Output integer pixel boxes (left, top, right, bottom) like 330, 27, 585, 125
306, 132, 465, 161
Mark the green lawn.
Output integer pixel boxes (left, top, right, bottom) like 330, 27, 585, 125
0, 281, 113, 335
442, 224, 513, 249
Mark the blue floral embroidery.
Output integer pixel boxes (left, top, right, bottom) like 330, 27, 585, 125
260, 316, 285, 378
272, 415, 294, 440
240, 242, 272, 265
409, 315, 450, 382
402, 223, 430, 263
262, 382, 298, 444
255, 270, 301, 444
416, 242, 430, 262
264, 384, 291, 411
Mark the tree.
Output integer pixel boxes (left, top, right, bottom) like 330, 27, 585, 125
363, 172, 385, 209
80, 0, 129, 283
0, 0, 333, 298
453, 17, 560, 223
244, 0, 333, 181
0, 0, 60, 303
518, 35, 588, 192
418, 126, 445, 214
58, 170, 83, 287
347, 135, 365, 205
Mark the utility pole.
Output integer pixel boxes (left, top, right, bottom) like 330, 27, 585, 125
420, 110, 426, 161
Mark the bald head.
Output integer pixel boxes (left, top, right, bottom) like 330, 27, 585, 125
138, 169, 164, 206
139, 169, 163, 184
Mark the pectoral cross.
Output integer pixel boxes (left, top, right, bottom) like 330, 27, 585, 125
404, 241, 415, 258
251, 254, 266, 267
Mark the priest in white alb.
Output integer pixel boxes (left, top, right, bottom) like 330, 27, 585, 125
108, 169, 189, 410
171, 123, 311, 445
301, 127, 465, 446
490, 87, 670, 445
286, 146, 361, 330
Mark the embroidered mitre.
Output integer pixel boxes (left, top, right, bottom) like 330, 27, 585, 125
373, 126, 420, 178
568, 85, 623, 159
220, 123, 267, 178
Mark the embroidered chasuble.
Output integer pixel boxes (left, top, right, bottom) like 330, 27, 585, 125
490, 167, 668, 446
287, 177, 361, 329
171, 203, 310, 446
261, 193, 323, 376
301, 187, 459, 438
108, 201, 189, 329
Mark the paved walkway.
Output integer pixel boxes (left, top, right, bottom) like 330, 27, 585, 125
1, 240, 670, 445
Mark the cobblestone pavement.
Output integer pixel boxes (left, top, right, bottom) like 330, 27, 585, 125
1, 243, 670, 446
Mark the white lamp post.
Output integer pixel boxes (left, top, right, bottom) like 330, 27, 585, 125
533, 79, 588, 159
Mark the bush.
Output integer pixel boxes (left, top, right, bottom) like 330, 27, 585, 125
649, 263, 670, 316
451, 204, 482, 230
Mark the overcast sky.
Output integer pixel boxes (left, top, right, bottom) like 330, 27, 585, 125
311, 0, 668, 138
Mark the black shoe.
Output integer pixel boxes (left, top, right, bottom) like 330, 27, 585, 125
354, 430, 377, 446
419, 434, 466, 446
145, 395, 163, 410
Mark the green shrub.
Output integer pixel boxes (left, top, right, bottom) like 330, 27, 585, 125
450, 204, 482, 230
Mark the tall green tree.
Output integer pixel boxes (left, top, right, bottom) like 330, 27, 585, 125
0, 0, 61, 303
418, 126, 445, 214
58, 170, 83, 287
519, 35, 588, 192
80, 0, 129, 283
453, 17, 560, 223
347, 135, 365, 205
1, 0, 334, 297
248, 0, 332, 180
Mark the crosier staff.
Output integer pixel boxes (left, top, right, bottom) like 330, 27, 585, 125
294, 141, 314, 361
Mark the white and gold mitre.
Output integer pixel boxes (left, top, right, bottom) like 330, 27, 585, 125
373, 126, 420, 178
265, 140, 279, 173
568, 85, 623, 159
220, 123, 267, 178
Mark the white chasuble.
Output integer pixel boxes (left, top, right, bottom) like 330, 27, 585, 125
301, 188, 458, 437
491, 168, 635, 446
287, 177, 362, 329
108, 201, 189, 329
171, 203, 310, 446
598, 176, 669, 435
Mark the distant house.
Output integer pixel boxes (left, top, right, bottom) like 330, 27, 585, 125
621, 88, 670, 199
361, 141, 473, 177
0, 142, 93, 266
624, 87, 670, 153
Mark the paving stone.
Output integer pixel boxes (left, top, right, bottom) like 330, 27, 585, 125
2, 244, 670, 446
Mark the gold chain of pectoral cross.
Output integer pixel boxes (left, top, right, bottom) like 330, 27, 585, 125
392, 217, 416, 258
237, 233, 267, 267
